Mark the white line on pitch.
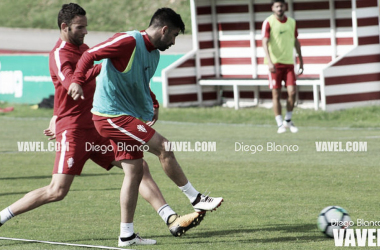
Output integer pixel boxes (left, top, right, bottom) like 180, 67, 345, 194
0, 236, 134, 250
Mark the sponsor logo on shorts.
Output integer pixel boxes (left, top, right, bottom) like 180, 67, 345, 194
137, 124, 147, 133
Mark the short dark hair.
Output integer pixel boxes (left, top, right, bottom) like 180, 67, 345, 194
272, 0, 285, 3
57, 3, 86, 30
149, 8, 185, 34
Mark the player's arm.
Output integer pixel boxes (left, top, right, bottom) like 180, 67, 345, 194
261, 20, 275, 73
43, 85, 56, 140
44, 115, 57, 140
70, 33, 135, 100
56, 61, 102, 100
51, 50, 101, 92
294, 24, 304, 75
43, 94, 58, 140
146, 90, 160, 127
86, 63, 102, 82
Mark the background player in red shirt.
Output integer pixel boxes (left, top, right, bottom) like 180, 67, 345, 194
262, 0, 303, 133
0, 3, 204, 246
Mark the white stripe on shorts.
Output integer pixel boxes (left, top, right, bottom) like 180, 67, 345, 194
107, 118, 146, 144
57, 130, 68, 174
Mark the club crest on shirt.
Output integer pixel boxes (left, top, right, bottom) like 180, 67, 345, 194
137, 124, 147, 133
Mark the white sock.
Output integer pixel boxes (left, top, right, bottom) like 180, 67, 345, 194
157, 204, 176, 224
275, 115, 283, 127
120, 222, 134, 238
178, 182, 199, 203
285, 111, 293, 122
0, 207, 15, 224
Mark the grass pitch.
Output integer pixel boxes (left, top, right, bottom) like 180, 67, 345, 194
0, 104, 379, 250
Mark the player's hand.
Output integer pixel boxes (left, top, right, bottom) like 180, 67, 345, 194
68, 83, 84, 100
43, 115, 57, 140
297, 62, 304, 75
268, 62, 276, 73
146, 108, 159, 127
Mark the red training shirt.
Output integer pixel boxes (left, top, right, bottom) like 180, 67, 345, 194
49, 38, 101, 134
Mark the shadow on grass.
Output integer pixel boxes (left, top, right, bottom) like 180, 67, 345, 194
171, 223, 330, 244
0, 173, 122, 196
0, 172, 121, 181
0, 224, 331, 249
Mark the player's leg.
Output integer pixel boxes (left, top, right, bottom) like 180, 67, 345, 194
139, 160, 164, 209
146, 131, 223, 212
270, 69, 286, 133
146, 132, 187, 187
283, 66, 298, 133
119, 158, 143, 223
92, 119, 156, 246
1, 129, 86, 226
91, 132, 171, 215
93, 115, 222, 212
272, 88, 282, 117
272, 88, 286, 133
0, 174, 74, 226
138, 160, 205, 237
286, 84, 296, 112
118, 158, 158, 246
95, 137, 206, 238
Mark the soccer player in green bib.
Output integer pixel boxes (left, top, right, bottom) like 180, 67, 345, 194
262, 0, 304, 133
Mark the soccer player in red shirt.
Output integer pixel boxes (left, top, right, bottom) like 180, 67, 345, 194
0, 3, 204, 246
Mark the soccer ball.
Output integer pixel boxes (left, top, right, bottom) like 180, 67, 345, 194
317, 206, 351, 237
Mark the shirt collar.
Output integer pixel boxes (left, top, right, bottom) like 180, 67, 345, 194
140, 30, 156, 52
274, 14, 288, 23
58, 38, 87, 52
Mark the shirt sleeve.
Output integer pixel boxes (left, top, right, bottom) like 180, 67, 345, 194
85, 63, 102, 83
51, 53, 75, 91
261, 19, 270, 39
73, 33, 136, 85
51, 51, 102, 91
150, 89, 159, 109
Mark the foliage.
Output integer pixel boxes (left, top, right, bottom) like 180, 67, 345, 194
0, 0, 192, 33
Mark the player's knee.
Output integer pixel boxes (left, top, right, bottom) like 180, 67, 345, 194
288, 89, 296, 97
158, 139, 175, 160
272, 89, 281, 99
46, 185, 69, 202
147, 132, 169, 156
